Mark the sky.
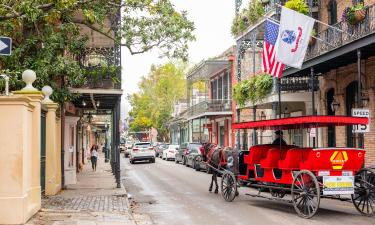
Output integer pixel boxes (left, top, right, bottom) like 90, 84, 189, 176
120, 0, 236, 119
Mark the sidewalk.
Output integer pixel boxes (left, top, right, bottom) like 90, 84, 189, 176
27, 154, 136, 225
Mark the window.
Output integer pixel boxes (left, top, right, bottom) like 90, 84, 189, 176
328, 0, 337, 25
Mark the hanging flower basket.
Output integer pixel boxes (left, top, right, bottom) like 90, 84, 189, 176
308, 37, 316, 46
342, 4, 366, 25
353, 9, 366, 24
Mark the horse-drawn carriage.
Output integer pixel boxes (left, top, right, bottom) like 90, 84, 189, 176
201, 115, 375, 218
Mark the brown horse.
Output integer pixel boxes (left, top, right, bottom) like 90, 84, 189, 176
201, 143, 229, 194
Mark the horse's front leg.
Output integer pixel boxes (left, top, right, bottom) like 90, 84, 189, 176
209, 174, 213, 192
214, 172, 219, 194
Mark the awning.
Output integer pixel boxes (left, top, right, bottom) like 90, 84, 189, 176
232, 116, 368, 130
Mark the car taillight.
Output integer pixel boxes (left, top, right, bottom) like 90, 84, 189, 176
149, 147, 154, 150
133, 148, 139, 152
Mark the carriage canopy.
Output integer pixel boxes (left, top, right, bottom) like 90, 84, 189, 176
232, 115, 369, 130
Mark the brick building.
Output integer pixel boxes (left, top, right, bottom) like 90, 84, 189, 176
282, 0, 375, 166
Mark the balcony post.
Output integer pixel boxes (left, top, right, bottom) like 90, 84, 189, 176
253, 106, 257, 145
357, 49, 362, 108
311, 67, 315, 115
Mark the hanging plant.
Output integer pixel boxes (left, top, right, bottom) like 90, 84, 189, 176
342, 3, 366, 25
233, 74, 273, 106
284, 0, 309, 15
83, 64, 120, 87
231, 0, 265, 37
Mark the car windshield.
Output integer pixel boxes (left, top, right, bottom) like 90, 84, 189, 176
135, 143, 151, 148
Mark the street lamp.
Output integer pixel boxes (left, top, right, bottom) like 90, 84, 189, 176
261, 111, 267, 120
361, 92, 369, 108
283, 107, 290, 118
331, 97, 340, 112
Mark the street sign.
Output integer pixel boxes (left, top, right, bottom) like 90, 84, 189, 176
352, 108, 370, 133
0, 37, 12, 56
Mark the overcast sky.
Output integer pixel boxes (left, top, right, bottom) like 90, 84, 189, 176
120, 0, 236, 118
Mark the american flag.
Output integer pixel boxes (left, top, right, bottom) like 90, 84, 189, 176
262, 19, 284, 78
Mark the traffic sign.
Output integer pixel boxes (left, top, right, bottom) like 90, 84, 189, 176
352, 108, 370, 133
0, 37, 12, 56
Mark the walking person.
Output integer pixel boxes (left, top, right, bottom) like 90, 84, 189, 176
90, 145, 98, 171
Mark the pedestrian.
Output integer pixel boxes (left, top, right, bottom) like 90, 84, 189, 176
90, 145, 98, 171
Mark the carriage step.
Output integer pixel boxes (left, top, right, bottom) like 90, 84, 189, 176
245, 193, 293, 204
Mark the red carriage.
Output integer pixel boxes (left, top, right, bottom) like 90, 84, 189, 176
205, 115, 375, 218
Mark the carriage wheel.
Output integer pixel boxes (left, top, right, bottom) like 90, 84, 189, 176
351, 168, 375, 216
291, 170, 320, 219
221, 172, 237, 202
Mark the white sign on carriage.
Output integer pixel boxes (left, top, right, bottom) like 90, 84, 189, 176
323, 176, 354, 195
352, 108, 370, 133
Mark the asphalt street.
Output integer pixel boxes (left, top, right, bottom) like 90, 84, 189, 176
121, 157, 374, 225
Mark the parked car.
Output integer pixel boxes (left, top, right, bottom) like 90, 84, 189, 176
155, 143, 168, 157
175, 142, 201, 165
129, 142, 155, 164
124, 140, 134, 158
162, 144, 179, 160
119, 140, 126, 152
185, 143, 203, 168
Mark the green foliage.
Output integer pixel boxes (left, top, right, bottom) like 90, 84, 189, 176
342, 3, 365, 24
233, 74, 273, 106
231, 0, 265, 37
128, 62, 187, 141
0, 0, 195, 104
284, 0, 309, 15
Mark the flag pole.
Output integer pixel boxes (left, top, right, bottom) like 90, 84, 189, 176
274, 3, 353, 36
265, 17, 336, 48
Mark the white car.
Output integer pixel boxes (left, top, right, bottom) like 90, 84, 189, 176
129, 142, 155, 164
162, 145, 179, 161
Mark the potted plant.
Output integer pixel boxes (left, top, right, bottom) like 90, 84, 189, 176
342, 3, 366, 25
284, 0, 309, 15
309, 29, 317, 46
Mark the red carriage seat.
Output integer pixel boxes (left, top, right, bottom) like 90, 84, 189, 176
260, 146, 295, 168
278, 148, 312, 170
244, 145, 274, 167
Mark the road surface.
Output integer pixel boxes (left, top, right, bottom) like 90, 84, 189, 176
121, 157, 374, 225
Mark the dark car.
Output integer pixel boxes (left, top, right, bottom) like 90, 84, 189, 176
185, 143, 203, 169
175, 142, 201, 165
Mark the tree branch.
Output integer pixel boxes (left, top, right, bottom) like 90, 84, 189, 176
72, 18, 116, 41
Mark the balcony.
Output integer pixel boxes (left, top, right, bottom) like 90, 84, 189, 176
280, 75, 319, 92
186, 99, 232, 119
306, 4, 375, 61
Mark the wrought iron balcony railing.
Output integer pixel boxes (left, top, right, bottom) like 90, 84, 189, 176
306, 3, 375, 61
186, 99, 232, 117
280, 75, 319, 92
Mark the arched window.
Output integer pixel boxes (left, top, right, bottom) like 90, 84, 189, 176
328, 0, 337, 25
326, 88, 336, 147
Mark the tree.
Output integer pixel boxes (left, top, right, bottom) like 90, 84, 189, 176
128, 61, 186, 141
0, 0, 195, 103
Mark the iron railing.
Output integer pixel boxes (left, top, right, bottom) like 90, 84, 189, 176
187, 99, 232, 117
306, 3, 375, 60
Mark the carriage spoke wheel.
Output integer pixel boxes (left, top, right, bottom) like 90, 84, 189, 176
351, 168, 375, 216
221, 172, 237, 202
291, 170, 320, 219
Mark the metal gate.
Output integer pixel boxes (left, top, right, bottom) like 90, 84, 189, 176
40, 110, 46, 194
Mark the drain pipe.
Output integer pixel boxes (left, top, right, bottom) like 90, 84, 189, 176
0, 74, 9, 95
